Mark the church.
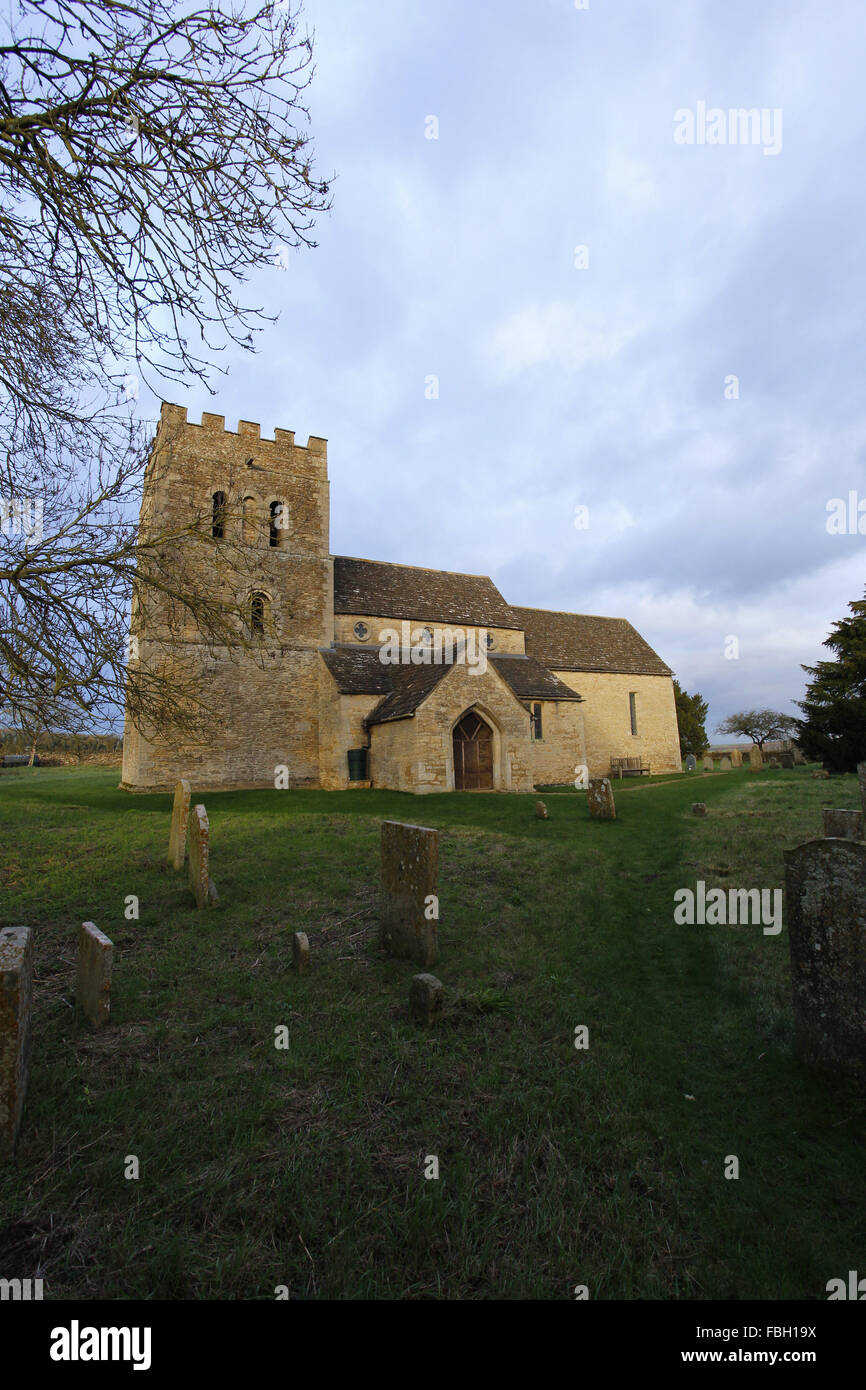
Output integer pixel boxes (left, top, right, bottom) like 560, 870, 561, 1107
120, 404, 682, 793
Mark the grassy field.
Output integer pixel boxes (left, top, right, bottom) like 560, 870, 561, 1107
0, 763, 864, 1300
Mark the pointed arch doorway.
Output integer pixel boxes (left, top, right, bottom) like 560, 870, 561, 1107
452, 710, 494, 790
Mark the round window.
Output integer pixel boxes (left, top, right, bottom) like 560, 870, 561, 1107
353, 622, 369, 641
485, 633, 494, 649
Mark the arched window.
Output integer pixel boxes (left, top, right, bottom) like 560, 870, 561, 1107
269, 500, 286, 547
211, 490, 227, 539
242, 496, 257, 544
250, 591, 267, 635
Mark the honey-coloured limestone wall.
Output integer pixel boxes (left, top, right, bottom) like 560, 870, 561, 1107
554, 671, 680, 777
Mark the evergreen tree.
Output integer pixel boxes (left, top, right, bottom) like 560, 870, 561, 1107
673, 679, 709, 757
797, 592, 866, 773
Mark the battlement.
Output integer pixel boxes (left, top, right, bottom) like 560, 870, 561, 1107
157, 401, 328, 459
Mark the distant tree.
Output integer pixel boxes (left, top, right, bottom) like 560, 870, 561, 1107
796, 592, 866, 773
716, 709, 799, 752
673, 680, 708, 757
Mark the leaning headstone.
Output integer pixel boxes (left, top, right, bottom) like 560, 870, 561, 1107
380, 821, 439, 967
409, 973, 443, 1025
730, 749, 742, 768
691, 803, 708, 817
702, 755, 714, 772
0, 926, 33, 1158
292, 931, 309, 974
587, 777, 616, 821
685, 754, 697, 772
75, 922, 113, 1028
720, 756, 732, 771
822, 808, 863, 841
535, 800, 548, 819
167, 778, 191, 870
749, 745, 763, 771
784, 839, 866, 1071
187, 804, 215, 909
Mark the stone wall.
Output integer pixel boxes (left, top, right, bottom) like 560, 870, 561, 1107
333, 614, 524, 655
554, 671, 680, 777
528, 699, 586, 786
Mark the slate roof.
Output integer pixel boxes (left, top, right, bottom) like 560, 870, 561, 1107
363, 663, 452, 726
333, 556, 519, 629
509, 607, 672, 676
319, 646, 392, 695
489, 655, 583, 702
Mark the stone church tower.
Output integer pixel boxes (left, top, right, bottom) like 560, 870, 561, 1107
120, 403, 333, 790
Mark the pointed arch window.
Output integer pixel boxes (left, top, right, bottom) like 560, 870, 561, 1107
212, 490, 227, 539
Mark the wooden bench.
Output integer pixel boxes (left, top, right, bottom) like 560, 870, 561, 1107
610, 756, 650, 779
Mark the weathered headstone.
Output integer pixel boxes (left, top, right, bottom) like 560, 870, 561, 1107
0, 926, 33, 1158
75, 921, 113, 1028
784, 839, 866, 1071
587, 777, 616, 820
292, 931, 309, 974
685, 754, 697, 771
719, 756, 732, 771
380, 821, 439, 967
409, 972, 443, 1025
730, 749, 742, 768
702, 755, 714, 772
822, 808, 863, 841
691, 803, 708, 817
187, 803, 216, 909
535, 800, 548, 820
167, 778, 191, 870
749, 745, 763, 771
779, 752, 795, 769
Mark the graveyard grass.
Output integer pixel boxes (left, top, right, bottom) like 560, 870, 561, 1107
1, 764, 865, 1300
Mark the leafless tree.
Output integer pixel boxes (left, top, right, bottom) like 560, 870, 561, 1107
0, 0, 330, 739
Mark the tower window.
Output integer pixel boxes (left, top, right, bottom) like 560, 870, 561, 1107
629, 692, 638, 736
212, 490, 227, 539
531, 703, 543, 740
269, 500, 286, 547
250, 592, 267, 635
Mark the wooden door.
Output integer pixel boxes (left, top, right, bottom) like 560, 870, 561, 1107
453, 711, 494, 790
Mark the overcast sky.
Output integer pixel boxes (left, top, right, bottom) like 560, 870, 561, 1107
137, 0, 866, 733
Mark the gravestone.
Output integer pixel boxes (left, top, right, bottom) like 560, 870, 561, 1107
75, 922, 113, 1028
812, 769, 830, 780
784, 839, 866, 1071
730, 750, 742, 768
292, 931, 309, 975
691, 803, 708, 817
685, 754, 697, 771
779, 752, 795, 769
188, 804, 216, 909
720, 756, 732, 771
535, 800, 548, 820
380, 821, 439, 967
822, 808, 863, 841
749, 745, 763, 771
167, 778, 191, 870
792, 748, 806, 765
409, 973, 443, 1025
0, 926, 33, 1158
702, 755, 714, 771
587, 777, 616, 820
